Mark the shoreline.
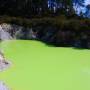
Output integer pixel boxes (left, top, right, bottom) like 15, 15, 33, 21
0, 51, 11, 90
0, 81, 10, 90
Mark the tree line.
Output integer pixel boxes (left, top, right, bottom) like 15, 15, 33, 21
0, 0, 89, 18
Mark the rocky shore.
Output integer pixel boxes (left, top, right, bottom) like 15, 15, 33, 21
0, 51, 11, 90
0, 23, 90, 49
0, 81, 10, 90
0, 51, 11, 72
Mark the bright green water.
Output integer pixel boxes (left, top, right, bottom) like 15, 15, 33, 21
0, 40, 90, 90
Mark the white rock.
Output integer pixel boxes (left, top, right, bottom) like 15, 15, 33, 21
0, 51, 11, 72
0, 23, 13, 40
0, 81, 10, 90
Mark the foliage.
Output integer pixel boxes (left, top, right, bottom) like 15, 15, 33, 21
0, 16, 90, 31
0, 0, 86, 17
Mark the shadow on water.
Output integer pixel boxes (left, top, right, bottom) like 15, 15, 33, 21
41, 41, 90, 50
0, 39, 90, 50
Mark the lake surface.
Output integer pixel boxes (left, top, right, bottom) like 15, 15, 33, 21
0, 40, 90, 90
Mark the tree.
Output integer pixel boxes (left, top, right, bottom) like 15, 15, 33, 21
0, 0, 85, 17
54, 0, 74, 15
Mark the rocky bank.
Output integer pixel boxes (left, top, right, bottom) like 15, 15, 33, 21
0, 51, 11, 72
0, 23, 90, 48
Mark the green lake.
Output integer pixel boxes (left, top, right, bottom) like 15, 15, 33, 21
0, 40, 90, 90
